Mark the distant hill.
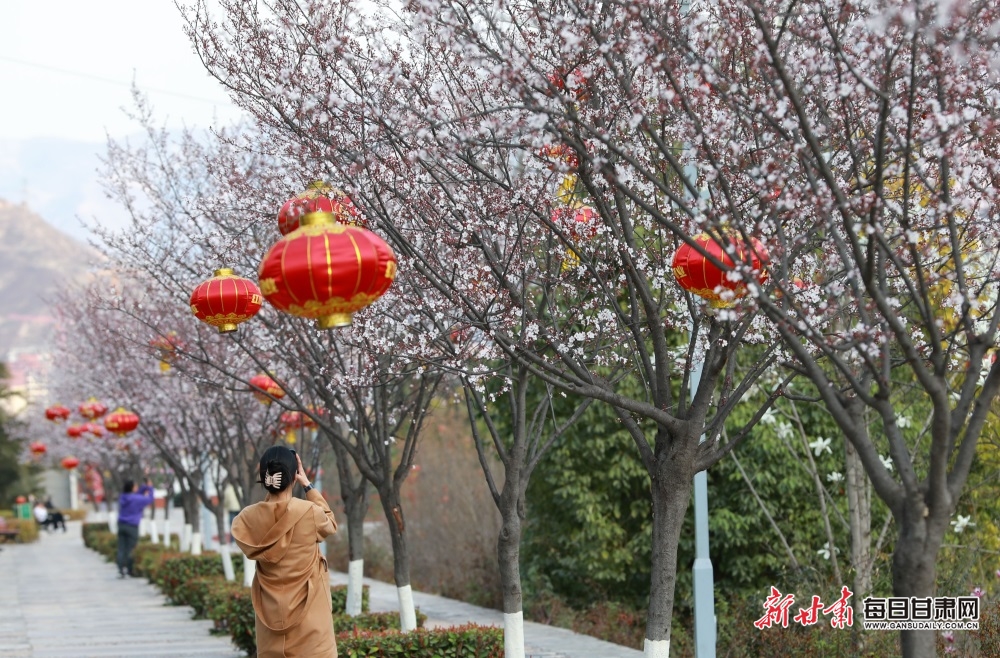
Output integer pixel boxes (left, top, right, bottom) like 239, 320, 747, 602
0, 137, 131, 240
0, 199, 99, 356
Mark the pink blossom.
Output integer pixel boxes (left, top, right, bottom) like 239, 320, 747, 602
941, 631, 954, 643
972, 587, 984, 598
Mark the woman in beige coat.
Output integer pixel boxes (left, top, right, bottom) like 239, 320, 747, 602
232, 446, 338, 658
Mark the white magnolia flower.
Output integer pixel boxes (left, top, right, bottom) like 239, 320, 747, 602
879, 454, 893, 472
776, 422, 795, 440
809, 436, 833, 456
896, 415, 912, 429
826, 471, 844, 484
952, 515, 975, 534
817, 542, 839, 560
760, 407, 777, 425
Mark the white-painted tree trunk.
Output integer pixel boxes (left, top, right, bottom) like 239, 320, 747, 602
181, 523, 192, 552
346, 559, 364, 616
108, 511, 118, 535
162, 517, 171, 546
149, 517, 159, 544
503, 611, 526, 658
220, 544, 235, 581
644, 639, 670, 657
139, 518, 148, 537
190, 532, 202, 555
397, 585, 417, 632
242, 554, 256, 587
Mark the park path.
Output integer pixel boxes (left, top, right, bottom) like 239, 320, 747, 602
0, 521, 242, 658
0, 520, 643, 658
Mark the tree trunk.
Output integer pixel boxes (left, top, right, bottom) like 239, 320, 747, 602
341, 461, 368, 616
845, 439, 871, 653
893, 496, 943, 658
645, 445, 696, 658
497, 476, 526, 658
378, 485, 416, 631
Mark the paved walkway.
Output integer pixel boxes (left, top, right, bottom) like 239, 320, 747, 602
1, 520, 642, 658
0, 521, 242, 658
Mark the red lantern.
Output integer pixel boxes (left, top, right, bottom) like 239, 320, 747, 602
29, 441, 47, 455
45, 404, 71, 422
150, 331, 183, 372
552, 205, 599, 242
15, 495, 26, 504
66, 424, 85, 439
104, 408, 140, 436
279, 410, 304, 444
249, 374, 285, 405
85, 423, 106, 438
61, 456, 80, 470
78, 398, 108, 419
672, 233, 769, 308
190, 268, 262, 333
258, 212, 397, 329
278, 180, 364, 235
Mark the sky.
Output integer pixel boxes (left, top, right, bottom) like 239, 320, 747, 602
0, 0, 246, 238
0, 0, 243, 142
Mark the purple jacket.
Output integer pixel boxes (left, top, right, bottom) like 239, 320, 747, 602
118, 485, 154, 526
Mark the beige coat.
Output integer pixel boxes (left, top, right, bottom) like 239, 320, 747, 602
232, 489, 338, 658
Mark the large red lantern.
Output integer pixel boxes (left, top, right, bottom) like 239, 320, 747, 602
45, 404, 71, 422
78, 398, 108, 419
29, 441, 47, 455
258, 212, 397, 329
672, 233, 769, 308
61, 456, 80, 470
249, 374, 285, 404
104, 408, 140, 436
190, 268, 262, 333
278, 181, 364, 235
66, 424, 86, 439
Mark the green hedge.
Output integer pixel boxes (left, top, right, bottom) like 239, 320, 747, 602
337, 624, 504, 657
81, 523, 497, 657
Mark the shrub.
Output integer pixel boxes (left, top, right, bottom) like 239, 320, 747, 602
334, 610, 427, 633
155, 554, 240, 603
330, 584, 370, 613
336, 624, 504, 657
11, 518, 39, 543
63, 509, 88, 521
205, 579, 256, 655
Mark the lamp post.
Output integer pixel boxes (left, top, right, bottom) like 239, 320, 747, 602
689, 357, 716, 658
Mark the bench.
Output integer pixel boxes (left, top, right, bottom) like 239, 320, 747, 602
0, 516, 20, 543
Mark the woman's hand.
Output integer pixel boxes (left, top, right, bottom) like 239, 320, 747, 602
294, 453, 310, 488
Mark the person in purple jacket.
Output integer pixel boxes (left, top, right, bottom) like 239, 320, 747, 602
116, 479, 154, 578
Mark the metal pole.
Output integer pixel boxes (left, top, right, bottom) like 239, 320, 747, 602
690, 352, 717, 657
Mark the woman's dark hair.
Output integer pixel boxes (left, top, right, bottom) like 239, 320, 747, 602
122, 480, 136, 494
259, 445, 296, 493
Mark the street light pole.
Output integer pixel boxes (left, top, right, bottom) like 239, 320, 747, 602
690, 357, 716, 657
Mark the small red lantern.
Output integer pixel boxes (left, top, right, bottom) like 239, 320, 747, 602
29, 441, 47, 455
672, 233, 769, 308
66, 424, 85, 438
78, 398, 108, 419
278, 180, 364, 235
104, 408, 140, 436
61, 456, 80, 470
45, 404, 71, 422
279, 410, 304, 444
249, 374, 285, 404
150, 331, 183, 372
190, 268, 262, 333
552, 205, 599, 242
85, 423, 106, 438
258, 212, 397, 329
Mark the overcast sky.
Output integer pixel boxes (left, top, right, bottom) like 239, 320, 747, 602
0, 0, 244, 142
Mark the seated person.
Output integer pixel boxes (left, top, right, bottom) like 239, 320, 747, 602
44, 498, 67, 532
